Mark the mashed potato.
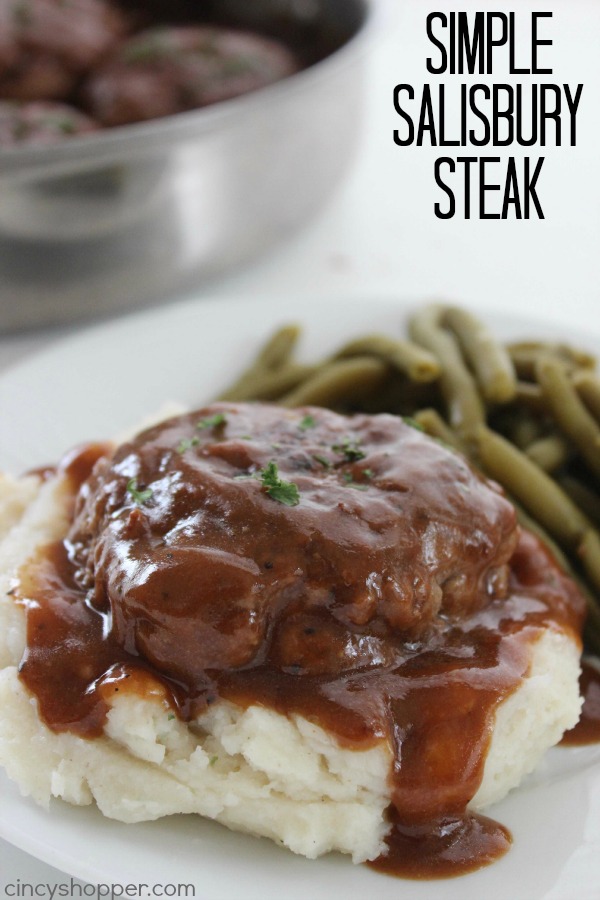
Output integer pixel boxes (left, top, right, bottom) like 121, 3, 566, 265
0, 459, 583, 865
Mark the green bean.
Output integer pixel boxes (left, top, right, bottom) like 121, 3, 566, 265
508, 342, 596, 381
412, 408, 465, 451
442, 306, 517, 404
578, 531, 600, 636
358, 377, 439, 415
513, 381, 547, 414
255, 324, 301, 370
514, 502, 600, 651
219, 325, 301, 400
574, 372, 600, 424
511, 499, 571, 572
525, 434, 570, 472
254, 366, 321, 401
475, 425, 590, 549
279, 357, 389, 408
507, 412, 545, 450
332, 335, 440, 383
535, 357, 600, 482
228, 364, 320, 402
409, 305, 485, 436
558, 475, 600, 527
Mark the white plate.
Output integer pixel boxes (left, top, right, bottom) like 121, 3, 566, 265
1, 293, 600, 900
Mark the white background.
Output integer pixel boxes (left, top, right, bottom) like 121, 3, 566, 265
1, 0, 599, 891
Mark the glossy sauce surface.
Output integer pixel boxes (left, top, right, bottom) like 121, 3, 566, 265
368, 810, 512, 880
15, 403, 587, 878
561, 660, 600, 746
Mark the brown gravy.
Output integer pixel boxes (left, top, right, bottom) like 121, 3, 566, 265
561, 660, 600, 746
14, 403, 587, 879
368, 810, 511, 880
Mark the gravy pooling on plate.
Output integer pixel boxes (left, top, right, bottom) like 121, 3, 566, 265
15, 403, 586, 878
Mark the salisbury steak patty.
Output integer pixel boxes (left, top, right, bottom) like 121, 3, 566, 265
0, 100, 98, 145
83, 26, 298, 126
66, 403, 518, 684
0, 0, 126, 101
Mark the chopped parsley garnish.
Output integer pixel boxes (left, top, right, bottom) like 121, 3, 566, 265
259, 461, 300, 507
209, 755, 219, 766
332, 437, 366, 462
403, 416, 425, 432
196, 412, 227, 431
299, 414, 316, 431
362, 468, 374, 479
126, 478, 153, 505
177, 437, 200, 454
221, 56, 254, 77
122, 35, 167, 64
313, 454, 332, 469
49, 116, 76, 134
167, 713, 175, 721
342, 472, 368, 491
